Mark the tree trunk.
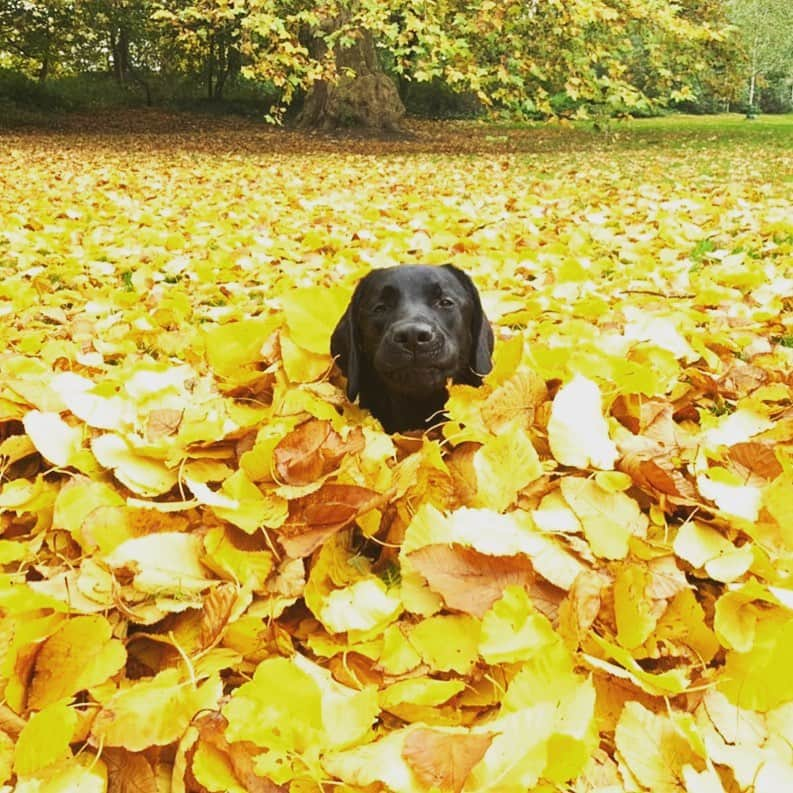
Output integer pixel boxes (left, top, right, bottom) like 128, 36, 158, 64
111, 30, 121, 81
208, 34, 215, 100
119, 27, 131, 80
747, 71, 757, 116
296, 26, 405, 132
110, 27, 131, 83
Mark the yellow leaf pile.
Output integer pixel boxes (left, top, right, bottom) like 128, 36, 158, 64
0, 116, 792, 792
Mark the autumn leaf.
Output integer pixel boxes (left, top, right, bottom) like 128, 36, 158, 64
560, 476, 648, 559
14, 701, 77, 777
548, 375, 618, 470
26, 615, 127, 709
222, 655, 378, 782
91, 670, 223, 752
274, 419, 364, 485
402, 728, 494, 793
408, 544, 534, 617
615, 701, 701, 792
102, 748, 158, 793
279, 482, 384, 557
22, 410, 83, 468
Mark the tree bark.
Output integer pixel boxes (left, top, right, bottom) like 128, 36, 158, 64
110, 26, 131, 83
296, 25, 405, 132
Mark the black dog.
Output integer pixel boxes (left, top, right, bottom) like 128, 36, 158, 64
331, 264, 493, 432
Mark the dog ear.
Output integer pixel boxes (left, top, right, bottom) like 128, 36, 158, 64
331, 285, 363, 400
442, 264, 494, 378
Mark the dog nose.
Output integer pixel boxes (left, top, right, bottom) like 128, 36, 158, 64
392, 321, 436, 350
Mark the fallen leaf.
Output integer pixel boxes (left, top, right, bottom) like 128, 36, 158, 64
402, 728, 494, 793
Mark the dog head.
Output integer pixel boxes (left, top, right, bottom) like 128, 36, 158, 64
331, 264, 493, 432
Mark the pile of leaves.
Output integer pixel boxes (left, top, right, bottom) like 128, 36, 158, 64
0, 119, 791, 793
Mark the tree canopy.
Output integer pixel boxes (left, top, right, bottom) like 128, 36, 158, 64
1, 0, 779, 124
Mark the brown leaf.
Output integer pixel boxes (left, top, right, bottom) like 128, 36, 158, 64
619, 452, 698, 502
719, 361, 768, 400
200, 583, 237, 649
646, 556, 688, 600
280, 483, 384, 557
728, 441, 783, 481
274, 419, 364, 485
446, 442, 479, 506
146, 408, 183, 441
408, 544, 533, 617
559, 570, 610, 648
402, 728, 494, 793
612, 397, 677, 446
0, 703, 26, 738
104, 747, 158, 793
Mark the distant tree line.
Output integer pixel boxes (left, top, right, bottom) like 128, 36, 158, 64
0, 0, 791, 128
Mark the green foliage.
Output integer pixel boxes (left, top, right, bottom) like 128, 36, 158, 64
0, 0, 751, 122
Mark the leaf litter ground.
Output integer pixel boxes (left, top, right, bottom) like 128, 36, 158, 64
0, 113, 791, 793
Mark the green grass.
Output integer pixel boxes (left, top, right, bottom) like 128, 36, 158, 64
626, 113, 793, 148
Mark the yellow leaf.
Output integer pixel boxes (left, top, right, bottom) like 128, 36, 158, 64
319, 577, 402, 637
223, 655, 378, 781
91, 670, 222, 751
544, 677, 598, 783
472, 420, 542, 512
696, 471, 762, 521
202, 526, 274, 590
0, 730, 12, 786
614, 563, 660, 649
52, 477, 125, 549
22, 410, 83, 468
103, 532, 213, 597
52, 372, 127, 430
615, 701, 700, 792
720, 613, 793, 712
27, 615, 126, 710
14, 701, 77, 777
380, 678, 466, 710
188, 472, 287, 532
323, 728, 421, 793
92, 433, 178, 496
548, 374, 618, 470
560, 476, 647, 559
281, 285, 350, 354
14, 756, 107, 793
281, 332, 331, 383
379, 624, 423, 676
203, 317, 277, 381
673, 520, 753, 582
587, 635, 689, 696
480, 586, 559, 664
192, 740, 247, 793
409, 615, 480, 674
465, 706, 555, 791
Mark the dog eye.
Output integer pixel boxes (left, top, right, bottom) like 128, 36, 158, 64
372, 303, 388, 314
437, 297, 455, 308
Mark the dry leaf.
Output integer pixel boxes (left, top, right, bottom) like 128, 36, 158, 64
402, 728, 495, 793
408, 544, 534, 617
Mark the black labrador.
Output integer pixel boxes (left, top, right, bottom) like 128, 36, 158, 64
331, 264, 493, 433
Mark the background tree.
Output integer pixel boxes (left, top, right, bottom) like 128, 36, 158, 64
726, 0, 793, 114
0, 0, 81, 81
241, 0, 738, 128
0, 0, 771, 123
153, 0, 245, 100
